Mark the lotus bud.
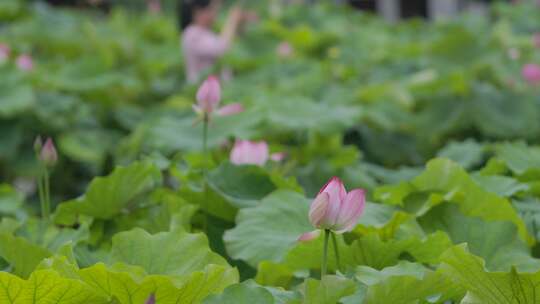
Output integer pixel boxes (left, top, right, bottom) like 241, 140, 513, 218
0, 43, 9, 63
533, 33, 540, 49
40, 138, 57, 167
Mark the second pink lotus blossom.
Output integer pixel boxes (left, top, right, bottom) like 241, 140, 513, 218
230, 140, 269, 166
229, 140, 284, 166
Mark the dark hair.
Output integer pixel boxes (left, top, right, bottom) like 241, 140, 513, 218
178, 0, 212, 31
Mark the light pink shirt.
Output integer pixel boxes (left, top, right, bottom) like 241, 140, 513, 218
182, 25, 229, 83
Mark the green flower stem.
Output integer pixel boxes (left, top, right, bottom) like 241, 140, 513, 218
201, 114, 209, 226
43, 168, 51, 220
331, 231, 341, 272
321, 229, 330, 279
202, 114, 209, 171
37, 168, 46, 219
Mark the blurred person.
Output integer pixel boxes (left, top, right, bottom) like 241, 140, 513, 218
179, 0, 256, 83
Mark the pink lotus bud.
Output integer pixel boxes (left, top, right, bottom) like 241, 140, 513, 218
270, 152, 286, 162
507, 48, 520, 60
276, 41, 293, 58
195, 75, 221, 115
40, 138, 57, 167
147, 0, 161, 13
216, 103, 244, 116
0, 43, 9, 63
16, 54, 33, 71
522, 63, 540, 85
145, 294, 156, 304
230, 140, 269, 166
533, 33, 540, 49
307, 177, 365, 234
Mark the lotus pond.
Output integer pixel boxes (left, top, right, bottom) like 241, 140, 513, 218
1, 0, 540, 303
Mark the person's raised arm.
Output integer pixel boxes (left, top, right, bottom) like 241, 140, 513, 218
219, 5, 243, 46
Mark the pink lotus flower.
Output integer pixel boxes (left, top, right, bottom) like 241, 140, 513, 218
299, 177, 365, 241
195, 75, 221, 114
276, 41, 293, 58
16, 54, 33, 71
230, 140, 269, 166
0, 43, 9, 63
40, 138, 57, 167
522, 63, 540, 85
533, 33, 540, 49
229, 140, 285, 166
193, 75, 244, 119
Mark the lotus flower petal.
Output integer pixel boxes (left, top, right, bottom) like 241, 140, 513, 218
298, 230, 321, 242
334, 189, 366, 233
217, 103, 244, 116
308, 192, 330, 228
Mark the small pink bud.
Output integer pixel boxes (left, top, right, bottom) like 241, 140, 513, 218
276, 41, 293, 58
16, 54, 33, 71
522, 63, 540, 85
507, 48, 520, 60
216, 103, 244, 116
195, 75, 221, 115
147, 0, 161, 13
230, 140, 269, 166
40, 138, 57, 167
306, 177, 365, 234
145, 294, 156, 304
270, 152, 286, 162
0, 43, 10, 63
533, 33, 540, 49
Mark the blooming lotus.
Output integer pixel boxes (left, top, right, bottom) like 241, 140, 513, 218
299, 177, 365, 241
230, 140, 285, 166
522, 64, 540, 85
230, 140, 269, 166
193, 75, 244, 119
40, 138, 58, 167
16, 54, 33, 71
